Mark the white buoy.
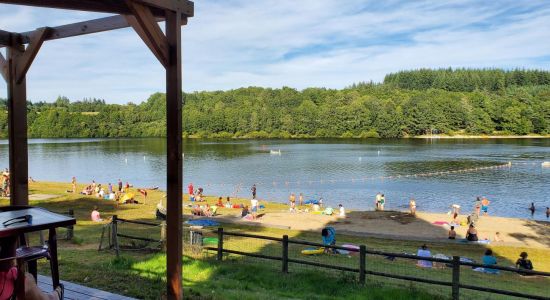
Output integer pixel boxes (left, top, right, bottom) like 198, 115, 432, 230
377, 150, 380, 156
358, 157, 362, 162
542, 161, 550, 167
125, 157, 128, 164
143, 156, 146, 161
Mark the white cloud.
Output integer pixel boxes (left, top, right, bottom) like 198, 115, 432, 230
1, 1, 549, 103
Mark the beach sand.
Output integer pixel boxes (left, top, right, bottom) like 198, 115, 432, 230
216, 209, 550, 249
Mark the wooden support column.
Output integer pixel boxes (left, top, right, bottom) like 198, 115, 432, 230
165, 9, 183, 300
5, 28, 48, 205
6, 42, 28, 205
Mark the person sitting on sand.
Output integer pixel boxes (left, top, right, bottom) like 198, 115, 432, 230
493, 232, 504, 242
338, 204, 346, 217
289, 200, 296, 213
409, 198, 416, 216
466, 224, 479, 241
241, 205, 249, 218
191, 205, 202, 216
217, 197, 223, 207
203, 204, 212, 217
515, 252, 534, 274
225, 197, 232, 208
482, 249, 498, 274
321, 227, 337, 254
91, 206, 102, 222
448, 226, 457, 240
416, 244, 432, 268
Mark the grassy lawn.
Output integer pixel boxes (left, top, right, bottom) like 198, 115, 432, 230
1, 181, 548, 299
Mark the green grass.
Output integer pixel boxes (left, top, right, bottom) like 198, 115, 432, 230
2, 181, 548, 299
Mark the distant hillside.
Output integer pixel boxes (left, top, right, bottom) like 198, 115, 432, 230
0, 69, 549, 138
383, 68, 550, 92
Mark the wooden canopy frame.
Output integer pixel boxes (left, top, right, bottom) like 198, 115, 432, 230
0, 1, 193, 299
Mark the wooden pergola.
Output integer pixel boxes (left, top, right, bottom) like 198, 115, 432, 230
0, 1, 193, 298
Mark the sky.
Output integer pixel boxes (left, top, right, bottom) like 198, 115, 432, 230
1, 0, 550, 104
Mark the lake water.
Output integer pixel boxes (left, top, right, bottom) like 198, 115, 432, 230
1, 138, 549, 220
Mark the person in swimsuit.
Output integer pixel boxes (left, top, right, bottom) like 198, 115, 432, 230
481, 197, 490, 215
466, 224, 479, 241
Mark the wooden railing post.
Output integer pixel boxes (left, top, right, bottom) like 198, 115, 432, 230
282, 235, 289, 273
452, 256, 460, 300
160, 221, 167, 250
112, 215, 119, 257
359, 245, 366, 284
217, 227, 224, 261
66, 209, 74, 240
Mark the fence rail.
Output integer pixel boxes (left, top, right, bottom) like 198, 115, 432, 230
211, 227, 550, 300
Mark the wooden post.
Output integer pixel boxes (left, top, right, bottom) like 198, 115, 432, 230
66, 209, 74, 240
160, 221, 167, 250
165, 10, 184, 300
452, 256, 460, 300
6, 41, 29, 206
359, 245, 366, 284
282, 235, 289, 273
112, 215, 119, 257
217, 227, 224, 261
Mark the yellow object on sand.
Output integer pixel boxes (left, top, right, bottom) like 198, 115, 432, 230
301, 248, 325, 255
121, 193, 135, 202
311, 211, 323, 215
460, 219, 467, 226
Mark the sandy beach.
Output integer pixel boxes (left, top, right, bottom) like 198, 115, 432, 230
210, 208, 550, 249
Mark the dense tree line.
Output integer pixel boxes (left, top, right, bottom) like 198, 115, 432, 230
383, 68, 550, 92
0, 69, 549, 138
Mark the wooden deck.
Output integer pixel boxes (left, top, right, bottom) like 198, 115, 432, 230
37, 275, 136, 300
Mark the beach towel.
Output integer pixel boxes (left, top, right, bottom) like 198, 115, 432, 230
186, 219, 220, 227
432, 221, 449, 226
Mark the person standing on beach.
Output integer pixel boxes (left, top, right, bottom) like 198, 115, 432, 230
529, 203, 535, 216
409, 198, 417, 216
481, 197, 490, 215
375, 192, 382, 210
118, 179, 123, 192
546, 207, 549, 219
379, 194, 386, 211
251, 184, 257, 199
71, 177, 77, 193
299, 193, 304, 206
474, 197, 482, 215
108, 183, 113, 194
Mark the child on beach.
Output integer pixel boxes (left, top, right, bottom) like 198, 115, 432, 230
321, 227, 337, 254
91, 206, 102, 222
516, 252, 534, 275
338, 204, 346, 217
225, 197, 232, 208
448, 226, 456, 240
217, 197, 223, 207
481, 197, 490, 215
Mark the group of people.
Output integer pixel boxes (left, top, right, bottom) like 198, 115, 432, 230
529, 202, 550, 218
375, 192, 386, 210
417, 244, 535, 274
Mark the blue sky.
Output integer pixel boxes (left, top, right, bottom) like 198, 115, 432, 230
1, 0, 549, 104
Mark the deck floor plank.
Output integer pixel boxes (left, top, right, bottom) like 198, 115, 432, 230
37, 275, 136, 300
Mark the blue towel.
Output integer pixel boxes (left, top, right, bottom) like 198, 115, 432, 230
186, 219, 220, 227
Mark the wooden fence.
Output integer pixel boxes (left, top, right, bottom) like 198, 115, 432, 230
206, 228, 550, 300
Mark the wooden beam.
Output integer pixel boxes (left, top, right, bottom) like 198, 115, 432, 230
165, 9, 183, 300
136, 0, 194, 17
19, 15, 134, 44
0, 29, 12, 47
0, 52, 6, 82
0, 0, 194, 18
15, 27, 49, 84
6, 42, 29, 206
125, 0, 169, 67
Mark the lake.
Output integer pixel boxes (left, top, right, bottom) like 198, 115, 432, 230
1, 138, 549, 220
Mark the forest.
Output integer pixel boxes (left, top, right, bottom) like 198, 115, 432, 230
0, 68, 549, 138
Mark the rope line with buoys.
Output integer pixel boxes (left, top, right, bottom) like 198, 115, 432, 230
198, 162, 520, 189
